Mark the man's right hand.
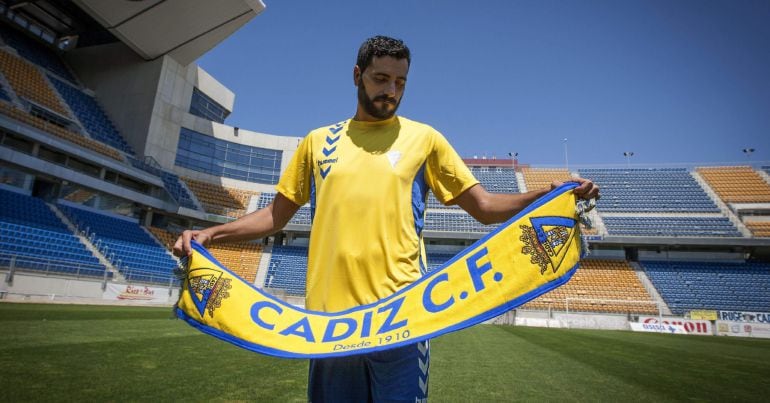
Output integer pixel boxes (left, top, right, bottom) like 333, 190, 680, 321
173, 230, 212, 257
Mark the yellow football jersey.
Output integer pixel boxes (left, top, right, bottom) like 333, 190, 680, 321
277, 116, 478, 312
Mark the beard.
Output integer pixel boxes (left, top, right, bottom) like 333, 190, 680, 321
357, 78, 401, 120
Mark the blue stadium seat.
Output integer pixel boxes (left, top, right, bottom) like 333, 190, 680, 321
603, 216, 742, 237
469, 167, 519, 194
57, 203, 178, 284
48, 75, 134, 154
426, 252, 454, 272
578, 168, 719, 213
641, 260, 770, 314
158, 171, 198, 210
257, 193, 311, 225
0, 188, 106, 277
425, 211, 498, 233
265, 245, 308, 296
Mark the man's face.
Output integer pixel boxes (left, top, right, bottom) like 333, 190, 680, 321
355, 56, 409, 120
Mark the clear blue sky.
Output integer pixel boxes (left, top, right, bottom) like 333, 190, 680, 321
198, 0, 770, 167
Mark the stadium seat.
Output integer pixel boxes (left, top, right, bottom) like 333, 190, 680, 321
521, 259, 658, 314
0, 188, 106, 278
697, 166, 770, 203
578, 168, 719, 213
0, 23, 75, 81
265, 245, 308, 296
48, 75, 134, 155
182, 177, 258, 218
57, 203, 178, 284
0, 49, 70, 116
641, 260, 770, 314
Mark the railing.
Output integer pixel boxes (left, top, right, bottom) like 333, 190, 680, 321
0, 251, 109, 280
0, 251, 180, 287
79, 227, 180, 287
117, 263, 181, 287
565, 297, 663, 317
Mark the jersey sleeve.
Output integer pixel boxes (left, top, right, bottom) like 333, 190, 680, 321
276, 134, 313, 206
424, 130, 479, 205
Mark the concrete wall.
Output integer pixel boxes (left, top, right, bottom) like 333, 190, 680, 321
141, 55, 193, 168
1, 271, 106, 299
146, 56, 301, 171
195, 66, 234, 112
65, 45, 302, 183
0, 271, 179, 305
64, 42, 163, 157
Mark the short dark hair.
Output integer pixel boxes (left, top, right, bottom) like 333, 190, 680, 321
356, 35, 411, 73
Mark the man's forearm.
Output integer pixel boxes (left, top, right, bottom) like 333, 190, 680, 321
479, 188, 550, 224
201, 206, 281, 244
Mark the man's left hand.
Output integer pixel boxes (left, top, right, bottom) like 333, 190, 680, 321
552, 178, 600, 201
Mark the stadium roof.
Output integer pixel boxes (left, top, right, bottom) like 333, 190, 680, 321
3, 0, 266, 65
72, 0, 265, 65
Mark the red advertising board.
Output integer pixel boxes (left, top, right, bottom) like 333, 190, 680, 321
639, 316, 713, 335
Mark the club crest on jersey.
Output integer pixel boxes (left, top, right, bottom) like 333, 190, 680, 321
386, 150, 402, 167
520, 216, 577, 275
187, 267, 232, 317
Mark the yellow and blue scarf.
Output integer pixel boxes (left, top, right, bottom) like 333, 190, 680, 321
175, 182, 585, 358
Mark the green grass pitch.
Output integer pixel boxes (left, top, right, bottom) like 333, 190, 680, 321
1, 302, 769, 402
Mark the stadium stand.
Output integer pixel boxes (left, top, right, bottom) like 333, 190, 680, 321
182, 177, 258, 218
0, 49, 69, 116
205, 241, 263, 283
0, 23, 74, 81
697, 166, 770, 203
470, 166, 519, 193
519, 167, 598, 235
265, 245, 308, 296
260, 188, 593, 235
147, 227, 177, 250
602, 216, 742, 237
641, 260, 770, 314
257, 192, 312, 225
126, 156, 163, 177
426, 251, 455, 271
745, 222, 770, 238
57, 203, 177, 284
425, 211, 498, 233
127, 157, 258, 213
149, 226, 263, 283
159, 171, 198, 211
0, 188, 106, 277
47, 75, 133, 155
0, 101, 124, 161
0, 79, 9, 101
522, 167, 571, 191
2, 2, 769, 328
426, 193, 462, 209
62, 188, 96, 204
579, 168, 719, 213
521, 259, 658, 314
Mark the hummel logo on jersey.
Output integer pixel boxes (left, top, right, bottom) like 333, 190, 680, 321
386, 150, 402, 168
318, 123, 343, 178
